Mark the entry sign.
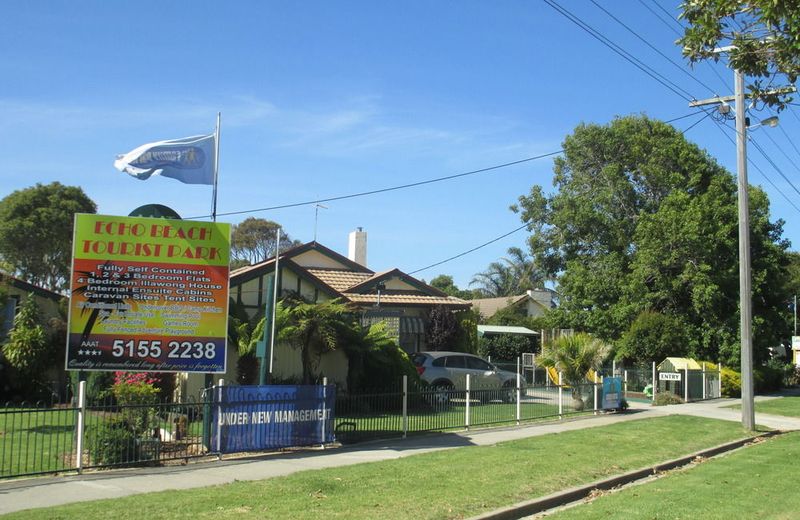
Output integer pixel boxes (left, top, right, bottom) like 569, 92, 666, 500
212, 385, 336, 453
65, 214, 231, 373
659, 372, 682, 381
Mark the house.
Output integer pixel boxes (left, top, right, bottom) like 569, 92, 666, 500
0, 272, 64, 399
468, 289, 557, 321
181, 230, 470, 396
0, 272, 63, 341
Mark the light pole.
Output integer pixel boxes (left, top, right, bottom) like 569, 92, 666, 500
733, 68, 755, 431
689, 62, 784, 431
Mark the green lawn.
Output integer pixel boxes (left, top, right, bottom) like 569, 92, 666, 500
549, 431, 800, 519
2, 415, 759, 520
727, 395, 800, 418
0, 407, 77, 477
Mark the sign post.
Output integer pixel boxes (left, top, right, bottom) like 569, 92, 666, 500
65, 213, 231, 373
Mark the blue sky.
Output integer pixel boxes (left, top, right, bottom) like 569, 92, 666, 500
3, 1, 799, 289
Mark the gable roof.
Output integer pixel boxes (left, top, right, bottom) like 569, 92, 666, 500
0, 272, 63, 302
230, 241, 470, 310
468, 294, 529, 318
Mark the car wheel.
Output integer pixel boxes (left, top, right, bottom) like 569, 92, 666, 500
431, 381, 454, 408
502, 381, 516, 403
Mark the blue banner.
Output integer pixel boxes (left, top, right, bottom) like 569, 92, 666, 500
602, 377, 623, 409
210, 385, 336, 453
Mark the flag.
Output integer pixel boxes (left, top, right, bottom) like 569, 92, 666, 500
114, 134, 216, 185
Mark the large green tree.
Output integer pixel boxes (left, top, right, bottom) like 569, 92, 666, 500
230, 217, 300, 268
679, 0, 800, 108
513, 115, 789, 366
428, 274, 476, 300
0, 183, 96, 291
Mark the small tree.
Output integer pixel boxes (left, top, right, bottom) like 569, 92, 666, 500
1, 294, 49, 379
425, 305, 458, 351
538, 333, 610, 410
279, 298, 353, 384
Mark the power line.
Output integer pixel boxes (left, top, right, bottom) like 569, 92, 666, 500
638, 0, 732, 94
542, 0, 696, 102
408, 223, 529, 275
407, 112, 711, 276
590, 0, 718, 96
187, 150, 562, 220
708, 114, 800, 213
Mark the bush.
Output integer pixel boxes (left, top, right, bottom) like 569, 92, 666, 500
786, 365, 800, 387
653, 391, 683, 406
721, 367, 741, 397
754, 365, 784, 394
616, 311, 689, 363
478, 334, 536, 361
90, 418, 140, 465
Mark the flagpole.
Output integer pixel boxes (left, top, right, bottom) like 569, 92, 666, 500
268, 226, 281, 376
212, 112, 221, 222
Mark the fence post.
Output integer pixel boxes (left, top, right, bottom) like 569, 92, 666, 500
652, 361, 657, 403
612, 360, 616, 377
623, 370, 628, 401
321, 377, 328, 447
76, 380, 86, 474
558, 371, 563, 419
684, 369, 689, 402
402, 375, 408, 438
718, 363, 722, 398
702, 365, 707, 400
215, 379, 224, 456
465, 374, 471, 431
594, 375, 600, 415
516, 357, 521, 425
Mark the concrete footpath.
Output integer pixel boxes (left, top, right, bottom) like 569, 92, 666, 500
2, 395, 799, 516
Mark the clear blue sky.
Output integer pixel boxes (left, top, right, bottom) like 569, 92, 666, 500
3, 1, 799, 289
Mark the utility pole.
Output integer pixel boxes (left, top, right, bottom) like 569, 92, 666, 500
688, 58, 763, 431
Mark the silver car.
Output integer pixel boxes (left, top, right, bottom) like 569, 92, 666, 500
410, 351, 522, 396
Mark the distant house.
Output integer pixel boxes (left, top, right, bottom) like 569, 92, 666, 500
1, 273, 64, 398
0, 272, 62, 341
181, 231, 470, 395
468, 289, 557, 321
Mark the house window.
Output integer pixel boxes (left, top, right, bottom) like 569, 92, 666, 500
1, 295, 20, 341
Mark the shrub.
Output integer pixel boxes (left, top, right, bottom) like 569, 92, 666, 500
478, 333, 536, 361
112, 372, 160, 434
90, 418, 140, 465
754, 365, 784, 394
653, 392, 683, 406
721, 367, 741, 397
786, 365, 800, 387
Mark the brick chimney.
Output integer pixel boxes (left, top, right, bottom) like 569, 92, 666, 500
348, 227, 367, 267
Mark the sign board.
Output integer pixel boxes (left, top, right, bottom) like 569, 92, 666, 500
211, 385, 336, 453
65, 214, 231, 373
602, 377, 623, 409
792, 336, 800, 351
659, 372, 682, 381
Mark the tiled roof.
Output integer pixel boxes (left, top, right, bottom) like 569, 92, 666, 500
468, 295, 528, 318
306, 269, 373, 292
344, 293, 470, 307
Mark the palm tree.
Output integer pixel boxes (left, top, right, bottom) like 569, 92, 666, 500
278, 298, 354, 384
538, 333, 610, 410
470, 247, 549, 297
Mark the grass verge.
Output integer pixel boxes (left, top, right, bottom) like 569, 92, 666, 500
727, 395, 800, 418
548, 431, 800, 519
2, 415, 760, 519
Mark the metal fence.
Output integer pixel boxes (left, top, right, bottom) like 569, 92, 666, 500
1, 386, 211, 479
2, 374, 619, 479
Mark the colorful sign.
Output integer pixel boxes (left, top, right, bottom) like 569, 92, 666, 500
211, 385, 336, 453
65, 213, 231, 373
601, 376, 623, 409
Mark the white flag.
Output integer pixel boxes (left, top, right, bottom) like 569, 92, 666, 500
114, 134, 215, 185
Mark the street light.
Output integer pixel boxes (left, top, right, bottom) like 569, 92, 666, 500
690, 62, 784, 431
